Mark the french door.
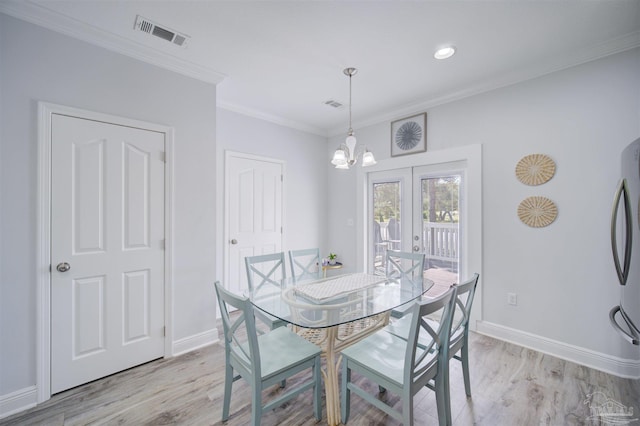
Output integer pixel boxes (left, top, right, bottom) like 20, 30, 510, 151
369, 165, 463, 295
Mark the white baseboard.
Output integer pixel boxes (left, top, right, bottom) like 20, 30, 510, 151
0, 386, 37, 420
476, 320, 640, 379
171, 328, 219, 357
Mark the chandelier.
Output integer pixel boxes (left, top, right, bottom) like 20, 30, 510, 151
331, 68, 376, 169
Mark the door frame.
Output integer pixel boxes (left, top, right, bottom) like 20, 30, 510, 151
223, 151, 286, 303
36, 102, 174, 403
357, 144, 482, 328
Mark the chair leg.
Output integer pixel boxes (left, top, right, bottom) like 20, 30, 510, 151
222, 364, 233, 421
313, 355, 322, 421
444, 366, 452, 426
402, 389, 414, 426
251, 382, 262, 426
341, 363, 351, 424
435, 372, 452, 426
270, 325, 287, 389
378, 385, 387, 394
461, 342, 471, 397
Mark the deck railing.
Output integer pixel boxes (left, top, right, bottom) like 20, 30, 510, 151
422, 222, 458, 261
377, 221, 458, 261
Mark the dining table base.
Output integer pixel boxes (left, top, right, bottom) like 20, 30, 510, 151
296, 313, 390, 426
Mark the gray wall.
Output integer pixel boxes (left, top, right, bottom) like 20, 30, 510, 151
328, 48, 640, 364
0, 14, 218, 395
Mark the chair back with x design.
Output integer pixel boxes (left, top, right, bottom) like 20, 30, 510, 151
386, 250, 425, 285
288, 248, 321, 281
245, 252, 286, 292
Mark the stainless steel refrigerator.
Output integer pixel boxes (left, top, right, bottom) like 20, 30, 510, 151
610, 137, 640, 346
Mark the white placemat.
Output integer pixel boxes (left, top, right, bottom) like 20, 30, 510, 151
295, 273, 386, 302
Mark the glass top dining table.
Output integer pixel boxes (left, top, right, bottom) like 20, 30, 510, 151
246, 272, 432, 426
246, 272, 432, 329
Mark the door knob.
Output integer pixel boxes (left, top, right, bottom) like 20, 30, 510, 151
56, 262, 71, 272
413, 245, 420, 252
230, 239, 238, 244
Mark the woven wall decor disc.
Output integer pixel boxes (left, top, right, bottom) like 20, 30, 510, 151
515, 154, 556, 186
518, 196, 557, 228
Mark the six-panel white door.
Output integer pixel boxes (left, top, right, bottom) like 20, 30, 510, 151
50, 114, 165, 393
226, 154, 283, 296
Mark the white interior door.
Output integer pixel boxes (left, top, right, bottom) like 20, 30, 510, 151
225, 153, 283, 295
51, 114, 165, 393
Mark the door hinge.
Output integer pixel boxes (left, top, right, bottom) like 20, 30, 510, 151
281, 174, 283, 182
160, 239, 165, 249
160, 152, 166, 163
281, 226, 283, 234
163, 326, 166, 337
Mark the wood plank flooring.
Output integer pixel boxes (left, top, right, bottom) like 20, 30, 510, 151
2, 328, 639, 425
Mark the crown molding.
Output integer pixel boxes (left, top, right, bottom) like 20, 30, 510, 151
217, 100, 328, 137
0, 1, 226, 85
329, 30, 640, 136
2, 1, 637, 136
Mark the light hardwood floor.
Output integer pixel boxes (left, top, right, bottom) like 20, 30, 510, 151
2, 329, 639, 425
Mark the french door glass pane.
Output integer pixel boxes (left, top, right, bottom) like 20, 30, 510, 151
372, 181, 402, 274
420, 175, 460, 294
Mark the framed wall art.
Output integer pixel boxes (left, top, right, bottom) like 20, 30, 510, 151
391, 113, 427, 157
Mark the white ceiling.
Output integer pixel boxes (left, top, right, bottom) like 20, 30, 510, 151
2, 0, 639, 136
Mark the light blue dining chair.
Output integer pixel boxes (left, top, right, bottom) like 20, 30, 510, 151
385, 250, 426, 318
245, 252, 288, 330
445, 273, 479, 397
340, 286, 457, 426
214, 281, 322, 425
385, 273, 480, 398
288, 248, 321, 281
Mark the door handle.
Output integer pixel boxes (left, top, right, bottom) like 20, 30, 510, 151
56, 262, 71, 273
609, 306, 640, 345
413, 245, 420, 252
230, 239, 238, 245
611, 179, 632, 285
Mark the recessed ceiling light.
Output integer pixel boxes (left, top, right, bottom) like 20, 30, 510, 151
434, 46, 456, 60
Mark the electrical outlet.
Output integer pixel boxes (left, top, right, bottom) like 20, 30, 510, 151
507, 293, 517, 306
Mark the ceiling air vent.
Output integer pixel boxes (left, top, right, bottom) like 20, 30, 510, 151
323, 100, 344, 109
134, 15, 190, 48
